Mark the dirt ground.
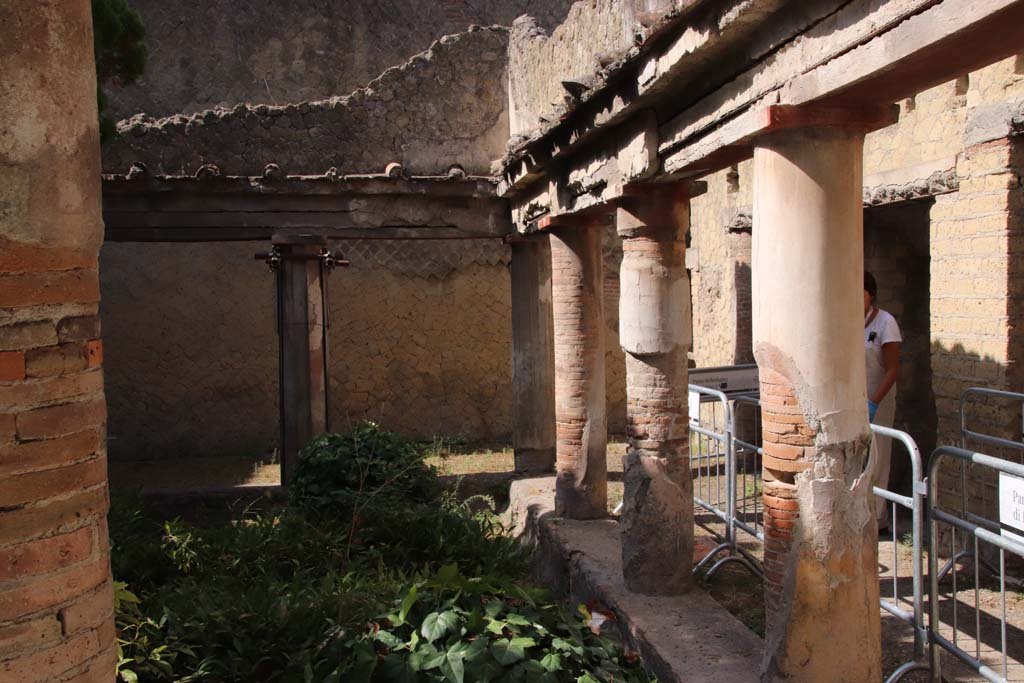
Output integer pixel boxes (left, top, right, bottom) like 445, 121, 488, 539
111, 444, 1024, 681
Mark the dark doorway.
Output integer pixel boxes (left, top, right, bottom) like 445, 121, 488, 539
864, 199, 938, 488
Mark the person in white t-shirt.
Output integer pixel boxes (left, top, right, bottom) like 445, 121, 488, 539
864, 271, 902, 532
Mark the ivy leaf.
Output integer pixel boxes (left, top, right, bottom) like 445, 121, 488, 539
422, 611, 460, 643
379, 653, 419, 683
505, 613, 531, 626
442, 649, 466, 683
436, 563, 460, 586
490, 637, 533, 665
540, 653, 562, 672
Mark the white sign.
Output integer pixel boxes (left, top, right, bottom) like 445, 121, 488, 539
998, 471, 1024, 545
688, 390, 700, 426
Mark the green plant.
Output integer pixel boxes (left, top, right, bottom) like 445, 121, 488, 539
110, 424, 654, 682
290, 422, 439, 516
339, 564, 650, 682
92, 0, 147, 140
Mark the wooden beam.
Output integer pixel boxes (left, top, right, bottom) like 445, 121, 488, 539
272, 234, 330, 484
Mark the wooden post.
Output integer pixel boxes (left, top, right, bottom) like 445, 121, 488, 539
273, 234, 330, 484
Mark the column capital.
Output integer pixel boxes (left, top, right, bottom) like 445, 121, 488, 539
621, 179, 707, 201
615, 181, 702, 240
753, 103, 899, 145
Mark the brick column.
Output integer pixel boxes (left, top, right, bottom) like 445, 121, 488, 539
753, 126, 880, 681
616, 184, 694, 594
0, 3, 116, 681
550, 217, 607, 519
510, 235, 556, 473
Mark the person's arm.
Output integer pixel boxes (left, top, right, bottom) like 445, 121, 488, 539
870, 341, 901, 404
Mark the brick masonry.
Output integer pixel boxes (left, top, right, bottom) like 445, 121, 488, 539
758, 367, 814, 608
0, 2, 115, 680
550, 221, 608, 519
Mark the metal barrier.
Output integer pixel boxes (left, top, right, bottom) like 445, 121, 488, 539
939, 389, 1024, 581
689, 385, 763, 578
685, 387, 929, 681
927, 446, 1024, 682
873, 424, 929, 682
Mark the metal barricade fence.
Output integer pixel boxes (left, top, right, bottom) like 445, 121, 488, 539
688, 385, 763, 578
685, 389, 929, 681
927, 446, 1024, 682
940, 389, 1024, 582
873, 425, 929, 682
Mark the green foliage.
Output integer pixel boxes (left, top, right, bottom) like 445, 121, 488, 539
290, 423, 440, 516
111, 423, 653, 682
92, 0, 147, 140
339, 564, 651, 682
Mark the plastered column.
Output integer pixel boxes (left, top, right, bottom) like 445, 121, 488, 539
510, 235, 556, 473
550, 218, 607, 519
0, 3, 116, 681
752, 127, 880, 682
616, 185, 693, 594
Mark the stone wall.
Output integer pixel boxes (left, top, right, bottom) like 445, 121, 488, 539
103, 27, 512, 177
508, 1, 638, 137
100, 240, 514, 461
107, 0, 574, 121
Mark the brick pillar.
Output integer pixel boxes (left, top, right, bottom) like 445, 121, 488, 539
510, 235, 556, 473
0, 3, 116, 681
550, 217, 607, 519
753, 126, 880, 682
616, 184, 694, 594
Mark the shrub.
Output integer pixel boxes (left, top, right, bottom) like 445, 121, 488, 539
112, 424, 653, 682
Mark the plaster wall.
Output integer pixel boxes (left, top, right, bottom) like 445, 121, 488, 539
99, 240, 514, 461
106, 0, 574, 121
103, 27, 513, 177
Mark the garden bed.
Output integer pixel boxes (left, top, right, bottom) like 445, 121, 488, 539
110, 425, 653, 682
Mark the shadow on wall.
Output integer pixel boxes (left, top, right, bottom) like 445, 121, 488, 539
99, 241, 515, 467
929, 340, 1023, 519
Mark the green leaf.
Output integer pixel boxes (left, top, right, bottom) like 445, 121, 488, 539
421, 611, 460, 643
436, 563, 460, 586
398, 584, 419, 624
380, 653, 419, 683
119, 670, 138, 683
490, 638, 528, 665
539, 653, 562, 672
442, 649, 466, 683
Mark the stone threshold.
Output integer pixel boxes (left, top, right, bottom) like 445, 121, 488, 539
508, 477, 762, 683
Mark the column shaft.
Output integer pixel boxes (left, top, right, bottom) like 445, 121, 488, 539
276, 239, 329, 484
753, 127, 880, 681
0, 3, 116, 680
550, 219, 607, 519
617, 186, 693, 594
510, 236, 556, 473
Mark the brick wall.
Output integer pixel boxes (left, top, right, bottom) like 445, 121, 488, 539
1, 3, 115, 680
930, 134, 1024, 516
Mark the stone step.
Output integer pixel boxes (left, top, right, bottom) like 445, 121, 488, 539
509, 477, 762, 683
